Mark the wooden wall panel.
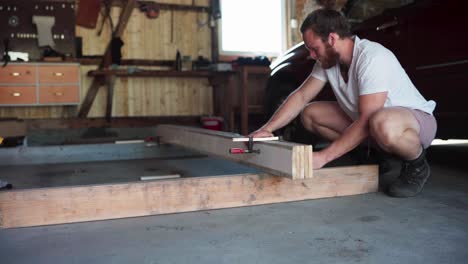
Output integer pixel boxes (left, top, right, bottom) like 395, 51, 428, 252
79, 66, 212, 117
0, 0, 212, 119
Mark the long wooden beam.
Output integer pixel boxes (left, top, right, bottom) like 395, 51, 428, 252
155, 125, 313, 179
0, 165, 378, 228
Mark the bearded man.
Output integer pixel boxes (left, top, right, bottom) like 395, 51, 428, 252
250, 9, 437, 198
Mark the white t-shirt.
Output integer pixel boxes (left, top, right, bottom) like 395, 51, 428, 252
310, 36, 436, 120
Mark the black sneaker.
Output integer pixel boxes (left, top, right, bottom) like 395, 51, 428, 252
387, 149, 430, 198
351, 146, 393, 174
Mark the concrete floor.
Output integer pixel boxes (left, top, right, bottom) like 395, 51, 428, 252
1, 142, 467, 263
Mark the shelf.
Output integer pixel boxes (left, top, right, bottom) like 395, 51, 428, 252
87, 69, 234, 78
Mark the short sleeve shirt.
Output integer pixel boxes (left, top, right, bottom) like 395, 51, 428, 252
310, 36, 436, 120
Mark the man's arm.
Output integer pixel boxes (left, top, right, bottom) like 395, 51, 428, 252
313, 91, 387, 169
250, 75, 326, 137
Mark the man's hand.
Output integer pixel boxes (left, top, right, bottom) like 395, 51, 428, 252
312, 150, 328, 169
249, 128, 274, 138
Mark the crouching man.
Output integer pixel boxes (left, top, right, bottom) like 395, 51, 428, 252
250, 9, 437, 197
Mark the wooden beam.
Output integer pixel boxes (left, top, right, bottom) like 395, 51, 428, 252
25, 116, 201, 130
111, 0, 211, 13
77, 76, 104, 118
87, 69, 229, 78
105, 76, 116, 121
155, 125, 313, 179
78, 0, 137, 118
0, 165, 378, 228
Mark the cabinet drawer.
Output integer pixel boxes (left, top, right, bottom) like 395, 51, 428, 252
38, 65, 79, 83
0, 86, 37, 105
39, 85, 79, 104
0, 65, 36, 84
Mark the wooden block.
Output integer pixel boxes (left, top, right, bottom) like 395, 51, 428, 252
154, 125, 313, 179
0, 165, 378, 228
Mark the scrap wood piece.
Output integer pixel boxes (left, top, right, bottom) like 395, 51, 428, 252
0, 165, 378, 228
154, 125, 313, 179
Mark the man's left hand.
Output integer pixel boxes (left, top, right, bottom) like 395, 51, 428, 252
313, 151, 328, 169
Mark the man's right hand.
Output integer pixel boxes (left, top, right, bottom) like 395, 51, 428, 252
248, 128, 274, 138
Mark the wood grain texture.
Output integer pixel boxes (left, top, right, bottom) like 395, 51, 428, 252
0, 165, 378, 228
155, 125, 314, 179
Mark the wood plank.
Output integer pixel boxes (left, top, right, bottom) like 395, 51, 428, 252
0, 165, 378, 228
0, 143, 203, 166
87, 69, 222, 78
154, 125, 313, 179
105, 76, 117, 121
25, 116, 201, 130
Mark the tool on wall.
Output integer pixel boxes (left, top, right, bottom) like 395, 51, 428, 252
2, 39, 11, 67
229, 136, 279, 154
97, 0, 114, 37
32, 15, 55, 47
139, 2, 160, 19
0, 1, 76, 61
76, 0, 101, 29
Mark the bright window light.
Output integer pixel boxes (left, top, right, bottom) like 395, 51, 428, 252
219, 0, 286, 56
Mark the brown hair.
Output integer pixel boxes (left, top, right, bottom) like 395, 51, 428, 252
300, 9, 351, 41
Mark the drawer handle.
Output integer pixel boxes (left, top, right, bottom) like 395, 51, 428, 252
53, 72, 64, 77
54, 92, 64, 96
11, 92, 21, 97
10, 72, 21, 77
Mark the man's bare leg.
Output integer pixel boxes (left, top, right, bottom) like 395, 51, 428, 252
369, 107, 422, 160
369, 107, 430, 197
300, 101, 352, 141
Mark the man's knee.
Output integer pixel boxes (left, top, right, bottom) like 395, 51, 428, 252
369, 109, 401, 147
300, 103, 320, 132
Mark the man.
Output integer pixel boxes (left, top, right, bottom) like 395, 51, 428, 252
250, 9, 437, 198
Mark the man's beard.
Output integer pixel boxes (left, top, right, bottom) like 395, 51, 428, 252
320, 43, 340, 69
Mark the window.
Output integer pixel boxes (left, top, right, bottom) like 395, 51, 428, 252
218, 0, 286, 57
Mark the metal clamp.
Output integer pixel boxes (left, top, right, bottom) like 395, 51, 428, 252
229, 137, 260, 154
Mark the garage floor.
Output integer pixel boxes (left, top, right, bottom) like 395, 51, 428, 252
0, 139, 467, 263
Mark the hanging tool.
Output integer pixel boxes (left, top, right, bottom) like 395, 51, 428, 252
139, 2, 160, 19
229, 136, 279, 154
2, 38, 11, 67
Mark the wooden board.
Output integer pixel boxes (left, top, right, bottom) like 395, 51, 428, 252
155, 125, 313, 179
0, 165, 378, 228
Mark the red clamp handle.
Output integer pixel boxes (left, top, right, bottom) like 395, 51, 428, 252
229, 148, 246, 154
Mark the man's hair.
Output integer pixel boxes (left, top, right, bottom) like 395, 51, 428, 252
300, 9, 351, 41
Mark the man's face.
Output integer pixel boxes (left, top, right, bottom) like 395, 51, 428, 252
303, 29, 339, 69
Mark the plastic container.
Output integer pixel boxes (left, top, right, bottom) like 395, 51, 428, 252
201, 116, 224, 131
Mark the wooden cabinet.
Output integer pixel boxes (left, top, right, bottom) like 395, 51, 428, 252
0, 63, 80, 106
0, 65, 36, 84
0, 86, 37, 105
38, 65, 80, 84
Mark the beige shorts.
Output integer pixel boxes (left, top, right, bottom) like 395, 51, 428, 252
405, 108, 437, 149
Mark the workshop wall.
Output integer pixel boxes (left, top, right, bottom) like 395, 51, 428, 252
0, 0, 212, 119
77, 0, 212, 117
